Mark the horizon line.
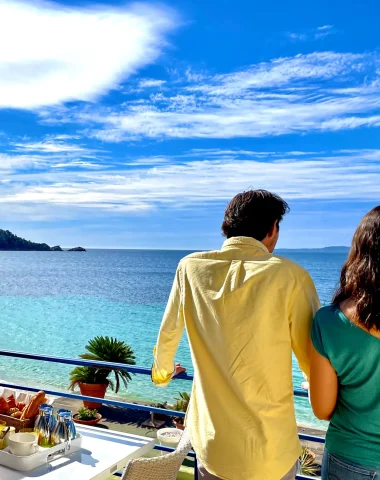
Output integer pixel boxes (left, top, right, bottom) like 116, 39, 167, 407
56, 245, 350, 251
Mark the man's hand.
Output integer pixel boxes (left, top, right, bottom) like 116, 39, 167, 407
174, 362, 186, 377
302, 381, 309, 391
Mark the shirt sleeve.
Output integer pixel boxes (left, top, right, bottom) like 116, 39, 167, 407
151, 264, 185, 387
289, 271, 321, 380
311, 312, 329, 359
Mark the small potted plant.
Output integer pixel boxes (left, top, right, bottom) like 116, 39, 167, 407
172, 392, 191, 430
69, 336, 136, 408
73, 407, 102, 426
299, 446, 319, 477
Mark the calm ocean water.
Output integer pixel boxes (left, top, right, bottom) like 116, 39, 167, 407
0, 249, 347, 428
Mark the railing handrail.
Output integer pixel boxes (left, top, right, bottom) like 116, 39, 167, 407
0, 349, 308, 397
0, 349, 192, 380
0, 381, 186, 417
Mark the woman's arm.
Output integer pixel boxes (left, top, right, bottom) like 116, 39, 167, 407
310, 344, 338, 421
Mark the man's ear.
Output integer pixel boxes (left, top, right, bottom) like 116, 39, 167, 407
268, 220, 278, 237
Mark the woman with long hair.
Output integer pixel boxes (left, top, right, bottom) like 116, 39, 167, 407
310, 206, 380, 480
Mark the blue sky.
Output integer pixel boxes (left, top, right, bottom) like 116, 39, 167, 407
0, 0, 379, 249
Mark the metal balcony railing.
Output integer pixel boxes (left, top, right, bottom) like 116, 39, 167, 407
0, 350, 325, 479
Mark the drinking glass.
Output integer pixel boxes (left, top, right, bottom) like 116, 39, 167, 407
0, 422, 7, 450
43, 405, 57, 431
62, 411, 76, 440
51, 412, 71, 449
56, 408, 70, 420
34, 406, 52, 448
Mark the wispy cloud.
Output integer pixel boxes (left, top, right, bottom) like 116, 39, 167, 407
315, 25, 335, 39
184, 67, 207, 82
288, 33, 307, 41
139, 79, 167, 88
1, 150, 379, 218
288, 24, 335, 41
0, 145, 106, 173
0, 153, 50, 172
11, 141, 90, 153
0, 0, 177, 109
49, 51, 380, 141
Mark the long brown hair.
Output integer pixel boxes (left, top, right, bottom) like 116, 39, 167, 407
333, 206, 380, 330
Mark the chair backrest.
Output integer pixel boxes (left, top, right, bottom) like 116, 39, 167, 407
121, 430, 192, 480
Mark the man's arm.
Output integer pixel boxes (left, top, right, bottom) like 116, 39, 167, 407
289, 272, 320, 380
152, 265, 185, 387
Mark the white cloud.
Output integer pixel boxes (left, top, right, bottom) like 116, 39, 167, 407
191, 51, 360, 95
184, 67, 207, 82
288, 33, 307, 41
51, 161, 104, 169
0, 147, 108, 173
139, 79, 167, 88
315, 25, 335, 39
0, 0, 176, 109
0, 153, 46, 171
289, 25, 335, 42
1, 150, 380, 217
11, 141, 90, 153
47, 50, 379, 141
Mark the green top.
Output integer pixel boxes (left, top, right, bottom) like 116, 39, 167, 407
312, 304, 380, 467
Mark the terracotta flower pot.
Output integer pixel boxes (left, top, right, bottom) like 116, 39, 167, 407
73, 413, 102, 426
79, 383, 108, 409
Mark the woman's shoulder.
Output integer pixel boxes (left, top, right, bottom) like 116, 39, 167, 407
313, 304, 343, 330
312, 304, 352, 358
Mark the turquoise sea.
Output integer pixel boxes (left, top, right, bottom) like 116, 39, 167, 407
0, 249, 347, 428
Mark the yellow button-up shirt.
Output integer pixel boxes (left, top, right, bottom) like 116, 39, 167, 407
152, 237, 320, 480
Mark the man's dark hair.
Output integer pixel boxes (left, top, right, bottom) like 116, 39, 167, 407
221, 189, 290, 240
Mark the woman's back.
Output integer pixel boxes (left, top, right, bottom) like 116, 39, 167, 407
310, 206, 380, 479
312, 303, 380, 465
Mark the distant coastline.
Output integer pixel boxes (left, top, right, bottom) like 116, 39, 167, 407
0, 228, 349, 253
277, 246, 350, 253
0, 229, 85, 252
82, 246, 350, 252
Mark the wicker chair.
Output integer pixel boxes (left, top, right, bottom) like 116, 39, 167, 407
121, 430, 192, 480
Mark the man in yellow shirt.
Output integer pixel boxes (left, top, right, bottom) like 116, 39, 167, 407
152, 190, 320, 480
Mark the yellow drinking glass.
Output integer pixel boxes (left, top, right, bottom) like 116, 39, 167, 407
0, 421, 7, 450
20, 428, 53, 448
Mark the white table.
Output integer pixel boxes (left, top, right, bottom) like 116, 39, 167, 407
0, 425, 156, 480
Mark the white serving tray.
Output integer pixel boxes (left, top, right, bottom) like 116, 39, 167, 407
0, 434, 82, 471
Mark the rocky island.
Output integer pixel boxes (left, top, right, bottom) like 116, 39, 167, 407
0, 229, 85, 252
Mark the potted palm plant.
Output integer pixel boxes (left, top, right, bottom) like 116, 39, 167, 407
172, 392, 191, 430
69, 336, 136, 408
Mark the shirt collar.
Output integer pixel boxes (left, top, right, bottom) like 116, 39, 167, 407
222, 236, 269, 253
